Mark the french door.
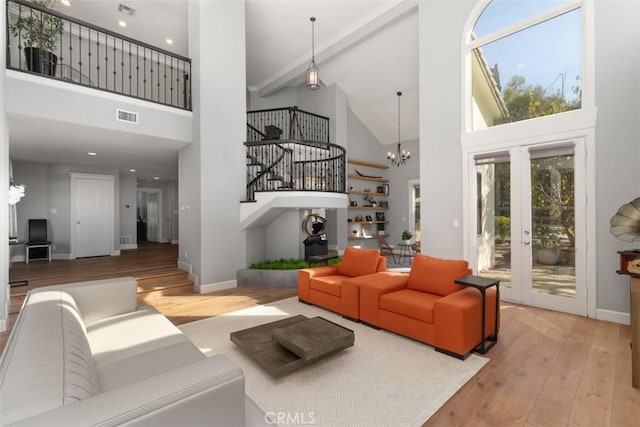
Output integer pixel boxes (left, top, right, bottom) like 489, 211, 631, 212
470, 140, 587, 315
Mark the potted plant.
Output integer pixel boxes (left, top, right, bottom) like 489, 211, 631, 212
9, 0, 64, 76
401, 230, 413, 244
533, 223, 561, 265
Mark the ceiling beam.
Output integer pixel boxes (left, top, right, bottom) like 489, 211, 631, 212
250, 0, 418, 97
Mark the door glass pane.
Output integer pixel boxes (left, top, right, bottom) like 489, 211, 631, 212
476, 159, 511, 288
531, 153, 576, 296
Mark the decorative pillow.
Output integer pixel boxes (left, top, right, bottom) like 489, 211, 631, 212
337, 246, 381, 277
407, 254, 469, 296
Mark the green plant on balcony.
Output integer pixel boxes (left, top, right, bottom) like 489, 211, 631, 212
401, 230, 413, 244
9, 0, 64, 76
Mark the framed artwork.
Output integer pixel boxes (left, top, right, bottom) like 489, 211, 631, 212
375, 212, 385, 221
365, 215, 373, 222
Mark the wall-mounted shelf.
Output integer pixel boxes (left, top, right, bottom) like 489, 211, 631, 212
348, 221, 389, 225
347, 174, 389, 183
348, 190, 388, 197
348, 206, 388, 210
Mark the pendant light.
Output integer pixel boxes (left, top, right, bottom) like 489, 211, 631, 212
306, 17, 320, 90
386, 91, 411, 166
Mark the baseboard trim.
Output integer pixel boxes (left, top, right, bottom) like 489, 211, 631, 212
0, 317, 6, 333
120, 244, 138, 250
10, 255, 25, 263
177, 261, 199, 289
52, 253, 72, 260
159, 238, 169, 244
198, 280, 237, 294
596, 308, 630, 325
110, 250, 121, 256
171, 240, 179, 245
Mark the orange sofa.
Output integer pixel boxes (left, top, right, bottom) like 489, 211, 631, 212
298, 246, 402, 321
359, 254, 499, 359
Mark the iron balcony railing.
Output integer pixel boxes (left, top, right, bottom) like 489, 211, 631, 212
245, 107, 345, 201
6, 0, 191, 110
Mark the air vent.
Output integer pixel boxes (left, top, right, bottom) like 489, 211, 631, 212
118, 4, 135, 15
116, 109, 138, 124
120, 235, 132, 245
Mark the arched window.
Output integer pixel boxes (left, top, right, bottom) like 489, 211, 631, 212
468, 0, 583, 130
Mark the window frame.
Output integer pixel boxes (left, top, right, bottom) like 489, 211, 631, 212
463, 0, 592, 134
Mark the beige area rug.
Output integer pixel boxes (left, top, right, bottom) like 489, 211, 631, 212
179, 297, 488, 427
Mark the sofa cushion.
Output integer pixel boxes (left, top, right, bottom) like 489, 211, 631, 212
407, 254, 469, 296
337, 246, 381, 277
380, 289, 439, 323
86, 305, 204, 392
0, 290, 99, 425
309, 275, 345, 297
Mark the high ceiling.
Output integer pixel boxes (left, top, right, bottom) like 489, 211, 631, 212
9, 0, 419, 181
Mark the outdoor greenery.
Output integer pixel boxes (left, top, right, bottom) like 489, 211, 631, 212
530, 155, 575, 249
502, 74, 581, 123
495, 216, 510, 242
250, 258, 341, 270
9, 0, 64, 52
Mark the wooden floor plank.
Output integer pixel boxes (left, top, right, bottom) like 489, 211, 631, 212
2, 245, 637, 426
567, 321, 619, 427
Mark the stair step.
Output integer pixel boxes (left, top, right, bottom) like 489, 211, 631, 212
137, 283, 194, 303
137, 278, 192, 293
135, 268, 189, 286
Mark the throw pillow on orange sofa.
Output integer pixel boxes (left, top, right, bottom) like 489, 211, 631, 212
337, 246, 381, 277
407, 254, 469, 296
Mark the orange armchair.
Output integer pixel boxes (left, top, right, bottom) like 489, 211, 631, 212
298, 246, 394, 320
359, 254, 499, 359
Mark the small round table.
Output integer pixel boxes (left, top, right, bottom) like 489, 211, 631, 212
397, 242, 413, 264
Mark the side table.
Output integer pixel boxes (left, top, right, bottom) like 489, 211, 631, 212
454, 275, 500, 354
397, 243, 413, 264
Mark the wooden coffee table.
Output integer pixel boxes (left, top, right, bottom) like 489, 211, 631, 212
230, 315, 354, 377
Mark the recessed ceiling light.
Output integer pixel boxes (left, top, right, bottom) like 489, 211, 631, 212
165, 38, 173, 45
129, 168, 136, 172
60, 0, 71, 6
118, 20, 127, 28
153, 177, 160, 180
88, 152, 97, 156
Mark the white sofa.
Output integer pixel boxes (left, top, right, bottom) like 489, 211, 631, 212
0, 277, 268, 426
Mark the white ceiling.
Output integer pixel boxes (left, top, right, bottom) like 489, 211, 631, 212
9, 0, 419, 181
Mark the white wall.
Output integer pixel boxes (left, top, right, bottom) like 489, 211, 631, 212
418, 1, 473, 259
593, 0, 640, 314
265, 210, 304, 259
182, 0, 247, 287
5, 73, 192, 145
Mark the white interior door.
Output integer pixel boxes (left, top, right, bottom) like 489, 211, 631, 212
471, 141, 587, 316
72, 174, 114, 258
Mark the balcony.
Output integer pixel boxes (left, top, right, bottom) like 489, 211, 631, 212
6, 0, 191, 111
245, 107, 346, 202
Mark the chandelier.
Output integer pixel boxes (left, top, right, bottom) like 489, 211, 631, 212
386, 91, 411, 167
306, 17, 320, 90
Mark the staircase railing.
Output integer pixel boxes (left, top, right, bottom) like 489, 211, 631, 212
6, 0, 191, 110
245, 108, 345, 201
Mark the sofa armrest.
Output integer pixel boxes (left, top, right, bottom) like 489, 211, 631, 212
433, 287, 498, 356
298, 266, 339, 301
359, 274, 408, 326
12, 354, 255, 427
43, 277, 138, 325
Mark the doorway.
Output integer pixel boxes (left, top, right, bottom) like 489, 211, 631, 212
70, 173, 114, 258
470, 141, 587, 315
137, 188, 163, 243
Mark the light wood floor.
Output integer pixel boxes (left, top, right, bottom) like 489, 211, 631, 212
3, 244, 639, 426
